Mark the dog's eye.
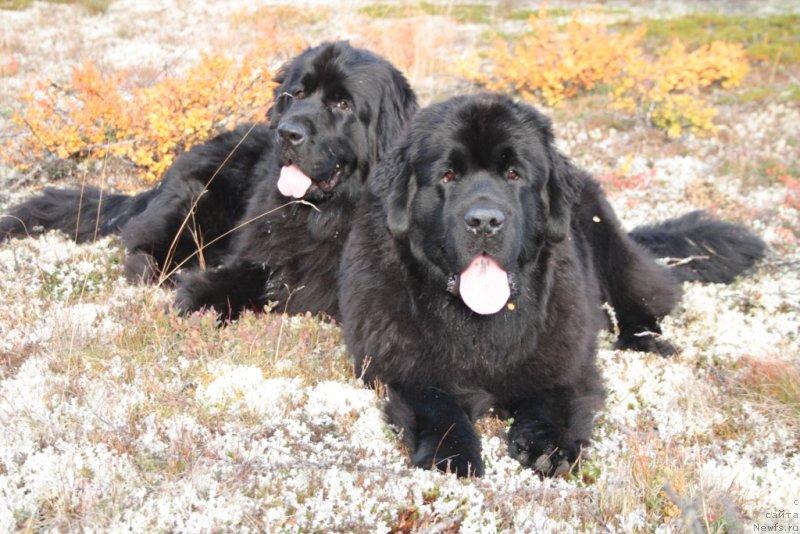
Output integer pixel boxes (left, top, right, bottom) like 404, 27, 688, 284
334, 98, 352, 111
441, 170, 457, 184
293, 90, 305, 100
506, 168, 520, 181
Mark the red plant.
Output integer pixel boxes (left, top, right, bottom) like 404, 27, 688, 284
768, 165, 800, 210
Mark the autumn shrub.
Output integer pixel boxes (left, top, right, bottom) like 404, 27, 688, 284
3, 36, 303, 183
460, 9, 646, 107
0, 56, 19, 76
461, 8, 750, 137
614, 40, 749, 137
596, 166, 656, 195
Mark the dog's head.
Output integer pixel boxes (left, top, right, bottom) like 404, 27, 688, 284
268, 41, 417, 203
375, 93, 578, 314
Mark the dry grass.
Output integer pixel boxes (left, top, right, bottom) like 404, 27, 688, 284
737, 357, 800, 415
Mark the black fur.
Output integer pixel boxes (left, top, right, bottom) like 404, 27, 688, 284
121, 123, 275, 283
173, 41, 418, 319
575, 179, 684, 354
629, 210, 765, 283
578, 194, 764, 354
339, 93, 766, 478
0, 186, 155, 243
340, 94, 615, 477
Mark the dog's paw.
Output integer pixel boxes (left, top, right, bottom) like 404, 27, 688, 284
124, 252, 160, 285
507, 421, 579, 477
172, 273, 211, 316
412, 448, 484, 478
172, 286, 195, 315
412, 434, 484, 478
616, 330, 677, 357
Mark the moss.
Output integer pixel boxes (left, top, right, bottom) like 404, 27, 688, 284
1, 0, 112, 13
444, 3, 493, 23
76, 0, 112, 14
358, 2, 578, 24
0, 0, 32, 8
716, 85, 779, 105
506, 7, 575, 20
616, 13, 800, 65
715, 83, 800, 106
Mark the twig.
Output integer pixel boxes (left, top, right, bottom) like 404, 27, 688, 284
657, 255, 711, 268
157, 199, 319, 285
602, 301, 620, 337
273, 284, 305, 361
159, 122, 261, 285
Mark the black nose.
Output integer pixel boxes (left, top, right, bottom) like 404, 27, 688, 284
278, 121, 307, 146
465, 206, 505, 235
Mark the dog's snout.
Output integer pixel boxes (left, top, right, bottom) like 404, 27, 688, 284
465, 206, 505, 235
278, 121, 307, 146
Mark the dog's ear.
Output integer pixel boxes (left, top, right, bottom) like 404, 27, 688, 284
543, 152, 579, 243
271, 59, 290, 89
266, 60, 293, 124
526, 108, 578, 243
371, 140, 416, 238
375, 69, 419, 161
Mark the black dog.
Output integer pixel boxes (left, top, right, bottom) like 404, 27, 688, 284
0, 42, 418, 301
172, 42, 418, 319
338, 93, 763, 478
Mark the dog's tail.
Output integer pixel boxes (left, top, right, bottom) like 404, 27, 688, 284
0, 185, 156, 244
629, 210, 766, 283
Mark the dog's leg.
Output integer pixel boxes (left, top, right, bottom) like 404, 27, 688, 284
174, 261, 270, 321
577, 181, 682, 355
122, 184, 204, 284
507, 379, 603, 477
386, 386, 484, 477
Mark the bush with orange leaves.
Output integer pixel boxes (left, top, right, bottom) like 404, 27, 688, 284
614, 40, 749, 137
460, 10, 645, 107
4, 36, 302, 183
461, 9, 750, 137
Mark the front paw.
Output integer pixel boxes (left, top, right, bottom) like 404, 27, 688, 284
412, 436, 484, 478
412, 449, 484, 478
507, 421, 580, 477
173, 272, 214, 316
173, 284, 199, 315
616, 330, 677, 356
124, 252, 160, 285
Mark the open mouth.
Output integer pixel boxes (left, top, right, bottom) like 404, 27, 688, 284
315, 164, 342, 193
277, 163, 343, 199
447, 253, 513, 315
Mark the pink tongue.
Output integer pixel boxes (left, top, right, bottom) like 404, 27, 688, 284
459, 255, 510, 315
278, 165, 313, 199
